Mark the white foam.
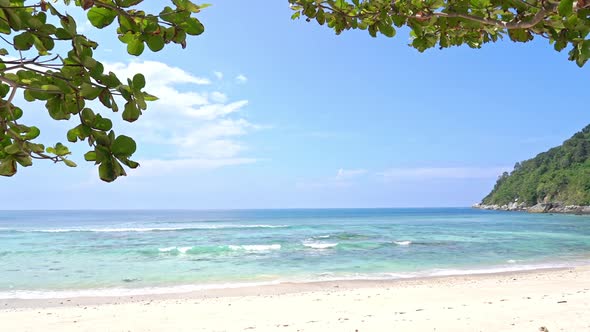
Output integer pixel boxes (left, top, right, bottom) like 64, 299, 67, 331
0, 261, 581, 300
425, 262, 569, 277
158, 246, 193, 254
229, 244, 281, 251
178, 247, 192, 254
394, 241, 412, 246
303, 242, 338, 249
0, 281, 283, 300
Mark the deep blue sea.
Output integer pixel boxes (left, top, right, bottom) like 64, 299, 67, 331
1, 208, 589, 299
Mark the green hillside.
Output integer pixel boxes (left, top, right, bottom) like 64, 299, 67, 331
482, 125, 590, 206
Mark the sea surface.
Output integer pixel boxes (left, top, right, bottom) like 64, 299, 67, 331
1, 208, 590, 299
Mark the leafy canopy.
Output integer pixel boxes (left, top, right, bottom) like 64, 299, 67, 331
0, 0, 205, 182
288, 0, 590, 67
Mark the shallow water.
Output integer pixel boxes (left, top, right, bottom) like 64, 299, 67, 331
1, 208, 589, 298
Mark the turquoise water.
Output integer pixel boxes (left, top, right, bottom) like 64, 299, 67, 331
1, 208, 590, 298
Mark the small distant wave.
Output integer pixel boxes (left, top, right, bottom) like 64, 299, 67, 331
334, 232, 371, 240
393, 241, 412, 246
6, 224, 289, 233
303, 242, 338, 249
312, 235, 331, 239
178, 247, 192, 254
228, 244, 281, 251
158, 246, 193, 254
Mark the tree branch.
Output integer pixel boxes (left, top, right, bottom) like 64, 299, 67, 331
429, 9, 548, 29
314, 2, 550, 30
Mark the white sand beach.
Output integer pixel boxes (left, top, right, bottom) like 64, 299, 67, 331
1, 267, 589, 332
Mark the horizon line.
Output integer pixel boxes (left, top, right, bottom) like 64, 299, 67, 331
0, 206, 475, 212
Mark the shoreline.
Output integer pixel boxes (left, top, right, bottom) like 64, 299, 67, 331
473, 203, 590, 214
2, 266, 590, 331
0, 265, 579, 309
3, 258, 586, 302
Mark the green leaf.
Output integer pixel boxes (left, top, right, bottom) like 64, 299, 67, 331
87, 7, 117, 28
122, 102, 141, 122
14, 154, 32, 167
378, 22, 396, 38
0, 160, 17, 177
80, 84, 102, 100
23, 126, 41, 140
63, 159, 77, 167
81, 108, 96, 124
559, 0, 574, 17
143, 92, 158, 101
132, 74, 146, 90
182, 17, 205, 35
4, 143, 21, 155
111, 135, 136, 157
84, 151, 97, 162
508, 29, 533, 42
99, 159, 116, 182
67, 128, 79, 142
13, 32, 34, 50
316, 9, 326, 25
54, 143, 70, 156
92, 115, 113, 131
120, 157, 139, 169
127, 37, 145, 56
146, 34, 165, 51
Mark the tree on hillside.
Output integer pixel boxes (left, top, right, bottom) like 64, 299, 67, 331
0, 0, 205, 182
288, 0, 590, 66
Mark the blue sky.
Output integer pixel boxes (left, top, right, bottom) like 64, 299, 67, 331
2, 1, 590, 209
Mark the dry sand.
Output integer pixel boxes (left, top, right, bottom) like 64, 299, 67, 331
1, 267, 590, 331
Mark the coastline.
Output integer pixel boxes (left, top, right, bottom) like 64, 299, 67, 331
2, 266, 589, 331
0, 266, 575, 308
0, 258, 583, 302
473, 202, 590, 214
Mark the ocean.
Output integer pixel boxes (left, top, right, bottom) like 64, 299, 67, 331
1, 208, 589, 299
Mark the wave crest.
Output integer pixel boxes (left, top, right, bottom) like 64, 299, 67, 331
303, 242, 338, 249
228, 244, 281, 251
158, 246, 193, 254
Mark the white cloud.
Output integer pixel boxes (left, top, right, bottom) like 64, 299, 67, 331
184, 100, 248, 120
210, 91, 228, 103
173, 119, 257, 158
214, 71, 223, 80
236, 74, 248, 84
377, 167, 510, 181
103, 60, 260, 172
106, 61, 212, 86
